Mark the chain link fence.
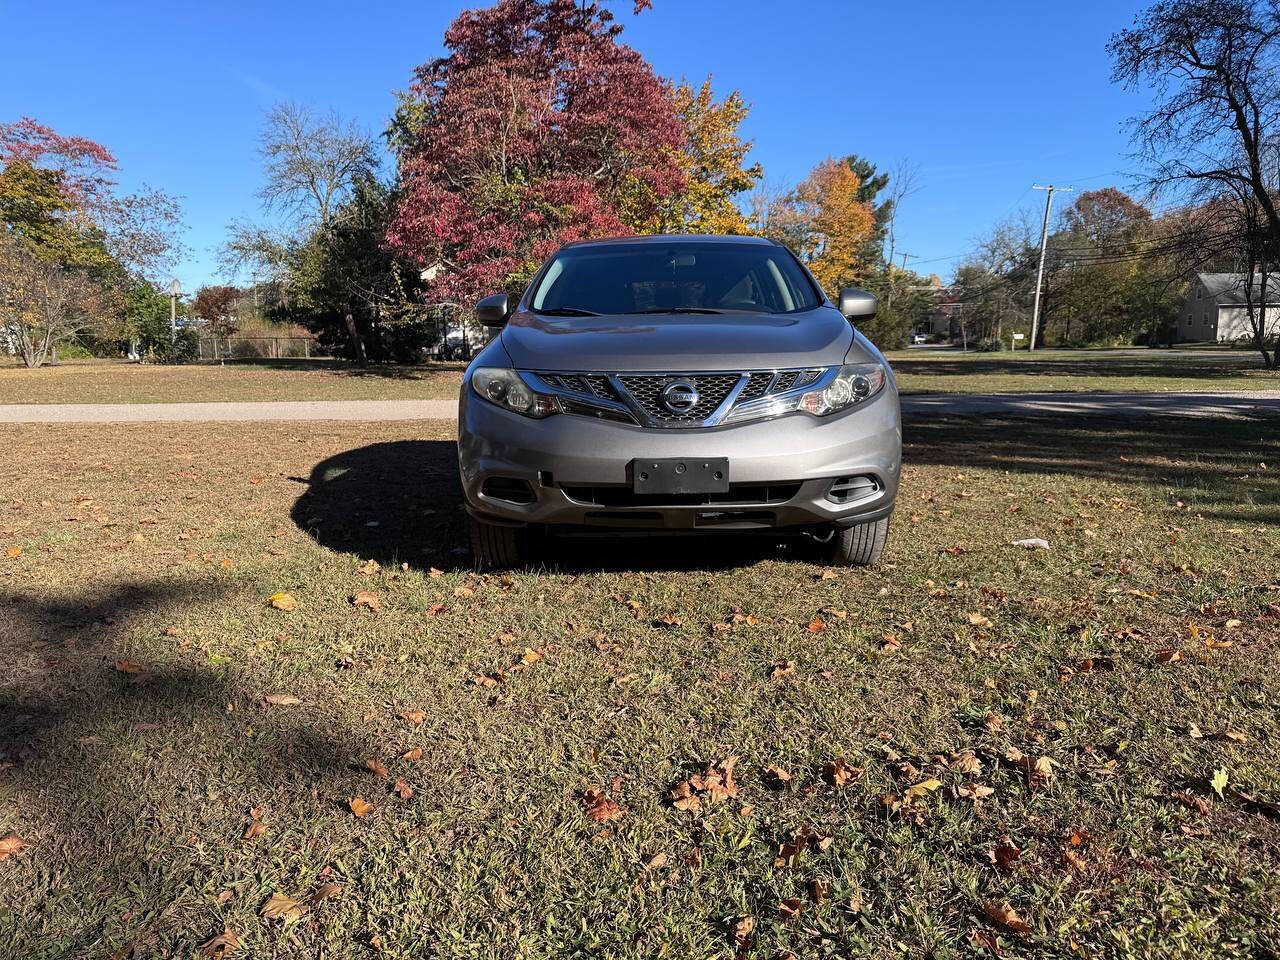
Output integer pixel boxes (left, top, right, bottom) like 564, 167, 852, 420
197, 337, 324, 361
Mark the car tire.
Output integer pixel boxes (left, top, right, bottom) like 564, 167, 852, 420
469, 518, 531, 568
825, 516, 889, 567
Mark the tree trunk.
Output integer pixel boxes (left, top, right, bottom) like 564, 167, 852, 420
344, 312, 367, 365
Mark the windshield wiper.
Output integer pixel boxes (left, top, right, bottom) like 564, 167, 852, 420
627, 307, 728, 315
535, 307, 601, 317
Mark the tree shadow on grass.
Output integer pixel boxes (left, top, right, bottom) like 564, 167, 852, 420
195, 358, 468, 380
289, 440, 810, 573
1, 580, 383, 957
892, 352, 1271, 382
904, 414, 1280, 525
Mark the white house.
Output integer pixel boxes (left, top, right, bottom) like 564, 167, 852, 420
1180, 273, 1280, 342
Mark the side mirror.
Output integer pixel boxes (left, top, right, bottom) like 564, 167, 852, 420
837, 287, 878, 322
475, 293, 511, 328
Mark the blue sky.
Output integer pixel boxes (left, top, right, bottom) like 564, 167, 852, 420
0, 0, 1154, 291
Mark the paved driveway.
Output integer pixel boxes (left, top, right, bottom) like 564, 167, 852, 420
1, 391, 1278, 423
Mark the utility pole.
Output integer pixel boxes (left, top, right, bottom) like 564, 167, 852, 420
168, 278, 181, 347
1029, 185, 1071, 351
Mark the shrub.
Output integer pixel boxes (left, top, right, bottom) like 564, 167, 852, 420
974, 336, 1006, 352
859, 306, 911, 351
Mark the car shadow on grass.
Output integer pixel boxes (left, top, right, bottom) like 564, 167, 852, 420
289, 440, 816, 573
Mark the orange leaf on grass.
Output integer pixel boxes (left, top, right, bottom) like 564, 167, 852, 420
200, 930, 241, 958
351, 590, 382, 614
582, 787, 624, 823
348, 796, 374, 818
0, 831, 28, 861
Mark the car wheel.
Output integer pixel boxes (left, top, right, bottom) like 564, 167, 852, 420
825, 516, 889, 567
469, 518, 532, 568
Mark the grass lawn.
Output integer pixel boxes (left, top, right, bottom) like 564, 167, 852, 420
0, 359, 466, 404
3, 413, 1278, 958
885, 347, 1280, 395
3, 349, 1279, 406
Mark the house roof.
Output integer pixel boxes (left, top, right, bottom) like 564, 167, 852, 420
1196, 272, 1280, 304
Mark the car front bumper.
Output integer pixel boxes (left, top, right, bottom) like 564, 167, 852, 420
457, 383, 901, 532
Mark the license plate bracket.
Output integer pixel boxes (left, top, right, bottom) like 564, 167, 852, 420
631, 458, 730, 495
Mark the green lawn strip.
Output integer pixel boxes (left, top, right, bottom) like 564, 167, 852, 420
4, 349, 1280, 406
0, 359, 465, 404
1, 418, 1277, 958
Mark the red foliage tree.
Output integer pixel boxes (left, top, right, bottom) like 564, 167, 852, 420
0, 116, 118, 208
387, 0, 685, 304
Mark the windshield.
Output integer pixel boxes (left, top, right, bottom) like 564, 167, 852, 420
528, 241, 823, 316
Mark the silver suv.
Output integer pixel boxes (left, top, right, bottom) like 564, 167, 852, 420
457, 235, 901, 567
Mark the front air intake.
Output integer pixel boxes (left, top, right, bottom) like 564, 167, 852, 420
481, 477, 536, 505
826, 475, 881, 505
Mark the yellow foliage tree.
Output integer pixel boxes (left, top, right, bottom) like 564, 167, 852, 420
792, 158, 877, 295
645, 77, 763, 235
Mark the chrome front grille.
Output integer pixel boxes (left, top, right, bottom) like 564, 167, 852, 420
617, 374, 740, 424
529, 368, 828, 429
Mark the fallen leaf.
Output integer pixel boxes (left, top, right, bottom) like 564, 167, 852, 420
763, 765, 794, 790
669, 779, 701, 812
348, 796, 374, 818
357, 559, 380, 575
260, 891, 306, 921
582, 787, 624, 823
643, 851, 667, 871
778, 897, 804, 921
392, 779, 414, 800
769, 659, 796, 680
519, 647, 543, 666
1211, 767, 1228, 798
312, 882, 343, 902
970, 929, 1001, 955
453, 585, 474, 598
364, 757, 389, 777
114, 659, 143, 674
351, 590, 382, 614
984, 900, 1030, 934
905, 777, 943, 799
1172, 790, 1211, 815
262, 694, 301, 706
399, 708, 427, 725
401, 746, 424, 762
200, 930, 241, 958
4, 546, 21, 559
822, 758, 861, 787
242, 819, 267, 840
968, 611, 993, 628
807, 617, 826, 633
266, 592, 297, 611
1155, 648, 1185, 664
731, 914, 755, 946
958, 783, 996, 800
990, 841, 1021, 872
0, 831, 27, 861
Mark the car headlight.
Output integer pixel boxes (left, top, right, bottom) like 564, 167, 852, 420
471, 368, 559, 418
723, 362, 887, 424
798, 362, 887, 415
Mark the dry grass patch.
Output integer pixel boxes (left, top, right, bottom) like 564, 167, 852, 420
1, 415, 1278, 958
0, 359, 464, 404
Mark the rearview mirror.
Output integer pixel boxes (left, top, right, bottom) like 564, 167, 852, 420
837, 287, 878, 322
475, 293, 511, 328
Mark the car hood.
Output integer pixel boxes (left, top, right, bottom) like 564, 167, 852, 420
499, 308, 860, 371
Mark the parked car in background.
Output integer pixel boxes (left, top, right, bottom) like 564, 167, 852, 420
456, 235, 901, 567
